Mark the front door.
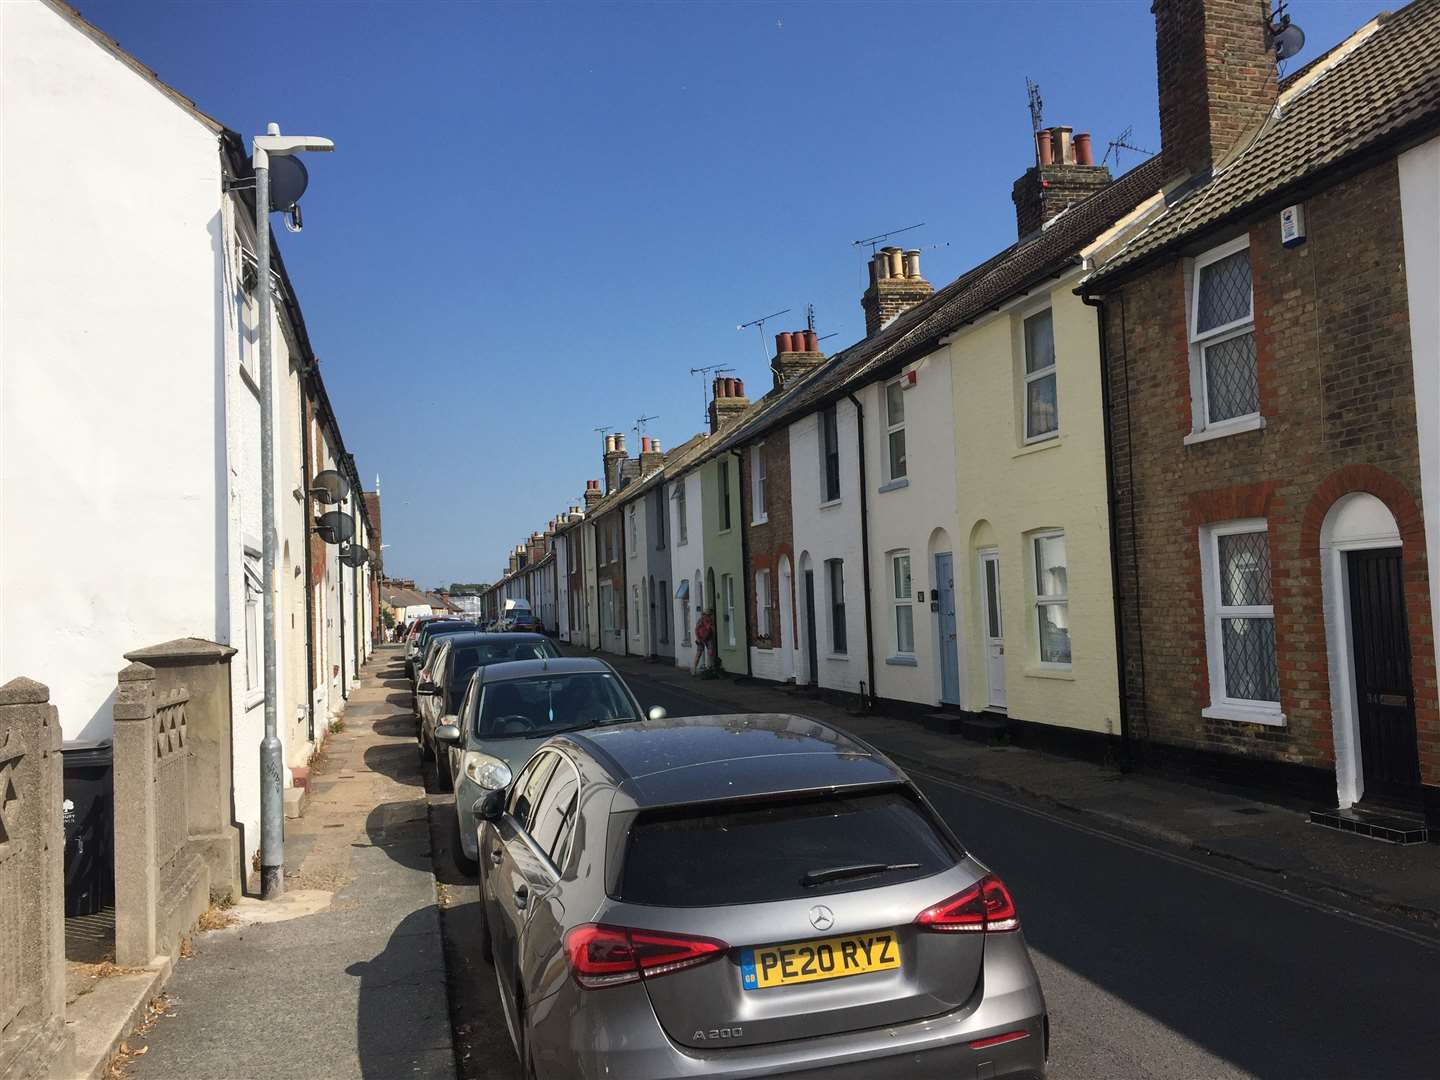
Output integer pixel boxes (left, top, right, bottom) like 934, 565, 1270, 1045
980, 550, 1006, 711
1347, 548, 1421, 807
804, 569, 819, 687
778, 557, 796, 681
935, 552, 961, 705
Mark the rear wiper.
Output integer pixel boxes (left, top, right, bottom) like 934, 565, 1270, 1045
801, 862, 921, 888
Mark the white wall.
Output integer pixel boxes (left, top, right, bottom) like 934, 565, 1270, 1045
670, 472, 706, 670
789, 405, 868, 694
861, 357, 962, 707
628, 499, 649, 653
1400, 135, 1440, 691
1, 1, 225, 740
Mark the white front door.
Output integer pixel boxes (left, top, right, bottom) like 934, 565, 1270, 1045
980, 550, 1006, 711
778, 556, 796, 681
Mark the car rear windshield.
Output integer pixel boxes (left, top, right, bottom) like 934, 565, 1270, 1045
448, 639, 558, 693
617, 789, 957, 906
475, 672, 637, 739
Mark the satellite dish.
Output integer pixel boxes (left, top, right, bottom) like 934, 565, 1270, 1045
1271, 9, 1305, 60
316, 510, 355, 545
267, 155, 310, 213
311, 469, 351, 505
340, 545, 370, 569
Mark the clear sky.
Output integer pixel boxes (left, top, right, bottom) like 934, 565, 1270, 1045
78, 0, 1381, 589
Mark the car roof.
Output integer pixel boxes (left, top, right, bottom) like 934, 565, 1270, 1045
476, 655, 615, 683
438, 631, 552, 648
563, 714, 902, 810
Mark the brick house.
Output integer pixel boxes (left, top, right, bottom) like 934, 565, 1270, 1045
1083, 0, 1440, 834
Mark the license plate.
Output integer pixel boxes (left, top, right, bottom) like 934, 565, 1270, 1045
739, 931, 900, 991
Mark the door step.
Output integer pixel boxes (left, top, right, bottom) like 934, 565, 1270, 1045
1309, 806, 1428, 845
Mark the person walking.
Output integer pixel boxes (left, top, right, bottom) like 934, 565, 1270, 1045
692, 609, 714, 675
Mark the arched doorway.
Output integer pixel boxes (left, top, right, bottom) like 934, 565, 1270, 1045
798, 552, 816, 687
777, 555, 796, 682
705, 568, 716, 616
1321, 492, 1420, 809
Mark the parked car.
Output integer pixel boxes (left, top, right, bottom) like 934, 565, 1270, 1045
470, 713, 1047, 1079
416, 633, 560, 787
433, 656, 657, 874
408, 620, 476, 683
498, 610, 544, 633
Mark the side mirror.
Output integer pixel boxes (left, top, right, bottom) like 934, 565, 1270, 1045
647, 705, 668, 722
417, 680, 440, 695
472, 788, 505, 823
435, 721, 461, 744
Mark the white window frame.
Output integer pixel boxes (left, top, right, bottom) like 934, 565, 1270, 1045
719, 461, 732, 532
722, 574, 736, 647
751, 444, 768, 525
819, 405, 841, 504
1187, 236, 1261, 438
1199, 519, 1285, 726
826, 558, 847, 655
672, 483, 688, 546
884, 380, 908, 480
628, 505, 637, 553
890, 551, 914, 657
755, 569, 772, 638
1031, 530, 1071, 668
1022, 307, 1059, 445
243, 552, 263, 700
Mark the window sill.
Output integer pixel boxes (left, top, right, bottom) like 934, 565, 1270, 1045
751, 515, 769, 527
878, 477, 910, 494
824, 653, 850, 662
1025, 665, 1074, 681
718, 528, 733, 536
885, 654, 918, 667
1202, 702, 1286, 727
1012, 436, 1061, 460
243, 689, 265, 711
1184, 415, 1266, 446
819, 498, 843, 511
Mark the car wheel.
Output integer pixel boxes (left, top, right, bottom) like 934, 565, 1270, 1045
453, 818, 478, 877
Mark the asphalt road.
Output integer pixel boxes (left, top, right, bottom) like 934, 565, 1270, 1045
428, 670, 1440, 1080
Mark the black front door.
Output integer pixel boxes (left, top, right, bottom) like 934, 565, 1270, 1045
1347, 548, 1422, 807
804, 570, 818, 688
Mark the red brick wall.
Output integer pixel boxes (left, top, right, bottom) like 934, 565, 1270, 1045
1103, 158, 1436, 788
740, 430, 795, 651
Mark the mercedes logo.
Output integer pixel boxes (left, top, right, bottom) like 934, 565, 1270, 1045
809, 904, 835, 931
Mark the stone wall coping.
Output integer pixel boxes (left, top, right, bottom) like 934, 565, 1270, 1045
126, 637, 237, 663
118, 661, 157, 683
0, 675, 50, 704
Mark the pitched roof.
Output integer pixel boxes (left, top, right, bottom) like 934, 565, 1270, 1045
565, 429, 715, 527
1089, 0, 1440, 286
683, 152, 1172, 468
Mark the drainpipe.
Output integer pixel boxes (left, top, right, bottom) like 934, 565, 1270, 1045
619, 510, 627, 657
299, 388, 317, 744
730, 448, 755, 677
1081, 290, 1133, 771
844, 392, 877, 710
338, 533, 348, 701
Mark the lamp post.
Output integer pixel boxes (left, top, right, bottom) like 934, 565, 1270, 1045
253, 122, 333, 900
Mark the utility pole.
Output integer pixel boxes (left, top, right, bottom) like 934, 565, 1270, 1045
252, 123, 333, 900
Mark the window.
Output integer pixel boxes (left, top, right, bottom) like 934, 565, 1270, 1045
654, 489, 665, 549
885, 380, 907, 479
677, 578, 691, 644
599, 581, 614, 632
891, 552, 914, 655
631, 585, 640, 639
1023, 309, 1058, 441
719, 461, 732, 531
508, 751, 559, 830
529, 760, 579, 870
751, 445, 768, 524
826, 558, 847, 654
1032, 532, 1070, 665
243, 553, 262, 693
675, 483, 688, 545
722, 574, 736, 646
1200, 522, 1281, 722
820, 406, 841, 502
658, 580, 669, 644
480, 673, 638, 739
1190, 239, 1258, 428
628, 505, 637, 552
755, 569, 772, 637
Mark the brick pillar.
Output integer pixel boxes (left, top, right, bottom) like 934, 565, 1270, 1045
112, 663, 158, 966
0, 677, 71, 1078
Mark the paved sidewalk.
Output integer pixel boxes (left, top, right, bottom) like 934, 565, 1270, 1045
595, 650, 1440, 932
122, 646, 453, 1080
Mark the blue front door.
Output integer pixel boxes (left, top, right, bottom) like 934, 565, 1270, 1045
935, 552, 961, 705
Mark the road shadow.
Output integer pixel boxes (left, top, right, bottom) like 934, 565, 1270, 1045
363, 799, 431, 873
349, 907, 455, 1080
373, 715, 416, 739
363, 741, 423, 786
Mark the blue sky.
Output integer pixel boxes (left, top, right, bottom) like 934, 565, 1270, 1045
79, 0, 1381, 588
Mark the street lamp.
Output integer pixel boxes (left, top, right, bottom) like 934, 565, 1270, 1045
254, 122, 333, 900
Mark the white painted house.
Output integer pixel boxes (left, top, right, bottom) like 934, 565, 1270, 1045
669, 468, 708, 672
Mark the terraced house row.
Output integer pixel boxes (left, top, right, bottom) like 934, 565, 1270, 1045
482, 0, 1440, 838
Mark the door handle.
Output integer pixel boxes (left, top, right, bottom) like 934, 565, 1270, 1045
489, 848, 503, 867
513, 884, 529, 911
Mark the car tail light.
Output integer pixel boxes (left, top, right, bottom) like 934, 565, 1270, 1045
915, 874, 1019, 933
968, 1030, 1030, 1050
563, 924, 727, 989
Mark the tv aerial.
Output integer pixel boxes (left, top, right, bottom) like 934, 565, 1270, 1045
1026, 76, 1044, 135
1103, 125, 1155, 170
689, 363, 735, 421
738, 308, 791, 358
1270, 0, 1305, 61
853, 223, 924, 256
633, 414, 658, 438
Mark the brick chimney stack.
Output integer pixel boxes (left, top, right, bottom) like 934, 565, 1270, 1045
583, 479, 603, 511
1154, 0, 1278, 178
772, 330, 825, 391
861, 247, 933, 337
708, 377, 750, 433
1011, 125, 1112, 238
639, 436, 665, 475
603, 433, 629, 494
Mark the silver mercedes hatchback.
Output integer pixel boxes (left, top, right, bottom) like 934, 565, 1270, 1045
474, 713, 1047, 1079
